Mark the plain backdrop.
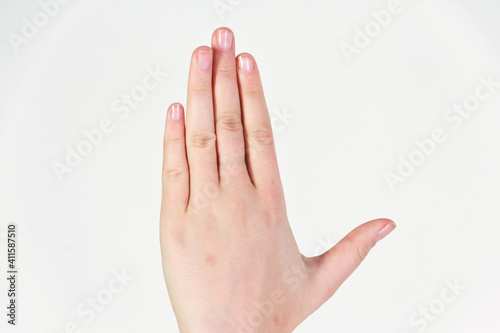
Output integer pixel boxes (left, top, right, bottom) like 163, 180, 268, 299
1, 0, 499, 332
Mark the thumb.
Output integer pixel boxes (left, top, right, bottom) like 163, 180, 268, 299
307, 218, 396, 309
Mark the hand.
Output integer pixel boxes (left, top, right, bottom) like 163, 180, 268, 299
160, 27, 396, 333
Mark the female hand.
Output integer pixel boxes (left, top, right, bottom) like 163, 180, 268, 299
160, 27, 396, 333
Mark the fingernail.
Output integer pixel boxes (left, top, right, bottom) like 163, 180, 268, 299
238, 55, 254, 73
170, 103, 182, 122
217, 29, 233, 51
377, 221, 396, 242
197, 50, 211, 71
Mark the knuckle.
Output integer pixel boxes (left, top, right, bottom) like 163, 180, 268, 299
216, 64, 236, 77
165, 134, 184, 144
247, 126, 274, 147
241, 87, 263, 96
261, 209, 283, 228
163, 167, 187, 181
217, 115, 242, 132
160, 222, 186, 250
343, 235, 368, 268
189, 131, 216, 148
353, 247, 365, 268
226, 195, 250, 216
190, 82, 212, 95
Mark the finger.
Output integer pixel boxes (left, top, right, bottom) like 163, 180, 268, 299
236, 53, 282, 195
211, 28, 249, 184
185, 46, 219, 198
307, 219, 396, 310
162, 103, 189, 213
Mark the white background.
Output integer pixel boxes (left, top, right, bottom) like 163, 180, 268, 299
1, 0, 499, 332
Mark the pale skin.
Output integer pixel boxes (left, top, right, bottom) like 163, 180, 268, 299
160, 27, 396, 332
